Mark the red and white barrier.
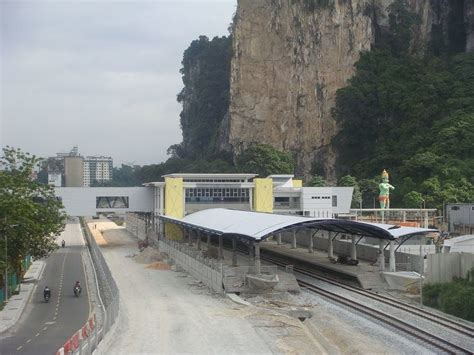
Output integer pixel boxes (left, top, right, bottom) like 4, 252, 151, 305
57, 314, 96, 355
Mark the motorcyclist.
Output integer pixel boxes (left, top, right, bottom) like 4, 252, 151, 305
44, 286, 51, 299
74, 281, 82, 295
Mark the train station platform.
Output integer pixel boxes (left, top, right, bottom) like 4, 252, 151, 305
259, 239, 386, 290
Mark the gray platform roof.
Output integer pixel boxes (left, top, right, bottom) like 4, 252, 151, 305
158, 208, 438, 242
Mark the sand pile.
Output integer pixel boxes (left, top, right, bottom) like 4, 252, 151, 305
132, 247, 165, 264
146, 262, 171, 270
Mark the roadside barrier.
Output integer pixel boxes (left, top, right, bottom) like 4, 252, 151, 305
56, 218, 119, 354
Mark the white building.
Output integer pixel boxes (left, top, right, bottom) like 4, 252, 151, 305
47, 172, 62, 187
271, 175, 353, 218
55, 187, 153, 216
83, 156, 113, 187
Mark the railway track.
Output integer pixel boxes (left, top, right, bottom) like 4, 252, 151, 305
260, 253, 474, 354
298, 280, 472, 355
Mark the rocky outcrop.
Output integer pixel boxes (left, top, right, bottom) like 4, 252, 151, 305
223, 0, 474, 180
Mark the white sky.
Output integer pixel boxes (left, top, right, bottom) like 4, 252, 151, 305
1, 0, 236, 166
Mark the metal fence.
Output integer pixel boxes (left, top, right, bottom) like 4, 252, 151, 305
56, 218, 119, 355
426, 252, 474, 283
159, 238, 224, 293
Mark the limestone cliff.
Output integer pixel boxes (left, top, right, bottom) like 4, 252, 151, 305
223, 0, 474, 180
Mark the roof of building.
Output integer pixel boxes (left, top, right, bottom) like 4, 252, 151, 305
158, 208, 438, 242
443, 234, 474, 246
162, 173, 257, 179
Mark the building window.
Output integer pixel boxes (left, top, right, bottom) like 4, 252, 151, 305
451, 206, 460, 210
185, 187, 250, 203
332, 195, 337, 207
96, 196, 129, 208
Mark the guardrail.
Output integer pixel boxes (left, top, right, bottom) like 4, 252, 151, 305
56, 218, 119, 355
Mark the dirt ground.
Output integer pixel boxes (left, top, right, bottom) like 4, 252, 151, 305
90, 220, 421, 354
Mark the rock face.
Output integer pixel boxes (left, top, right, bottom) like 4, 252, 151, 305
223, 0, 474, 180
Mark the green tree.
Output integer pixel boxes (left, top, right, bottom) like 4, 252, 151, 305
338, 175, 362, 208
307, 175, 327, 187
0, 147, 66, 279
177, 35, 232, 159
403, 191, 424, 208
358, 178, 379, 208
235, 144, 295, 178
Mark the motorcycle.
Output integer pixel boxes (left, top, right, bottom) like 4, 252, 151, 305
74, 286, 81, 297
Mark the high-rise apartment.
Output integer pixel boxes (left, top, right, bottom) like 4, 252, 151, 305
83, 156, 113, 186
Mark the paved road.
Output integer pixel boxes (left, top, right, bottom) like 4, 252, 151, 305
0, 221, 91, 355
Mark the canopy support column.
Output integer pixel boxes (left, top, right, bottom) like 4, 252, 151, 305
197, 231, 201, 251
379, 240, 385, 272
309, 230, 317, 253
232, 239, 238, 266
351, 235, 357, 260
291, 230, 297, 249
218, 236, 223, 260
328, 232, 334, 258
277, 233, 282, 245
389, 240, 396, 272
188, 228, 192, 246
248, 243, 254, 266
254, 242, 261, 275
206, 234, 210, 249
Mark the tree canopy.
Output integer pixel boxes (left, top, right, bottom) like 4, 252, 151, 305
0, 147, 66, 275
177, 35, 232, 159
235, 144, 295, 178
333, 1, 474, 209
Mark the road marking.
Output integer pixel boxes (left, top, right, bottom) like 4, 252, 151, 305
45, 321, 56, 325
17, 346, 23, 350
43, 326, 48, 330
26, 339, 32, 343
35, 333, 40, 337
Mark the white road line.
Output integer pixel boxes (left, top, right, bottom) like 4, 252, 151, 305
26, 339, 32, 343
35, 333, 40, 337
17, 346, 23, 350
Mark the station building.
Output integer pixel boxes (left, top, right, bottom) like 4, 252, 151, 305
143, 173, 353, 220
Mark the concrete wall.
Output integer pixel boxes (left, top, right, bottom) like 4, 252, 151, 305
426, 252, 474, 283
64, 156, 84, 187
55, 187, 154, 216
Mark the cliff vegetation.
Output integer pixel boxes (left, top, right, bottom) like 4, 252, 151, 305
333, 0, 474, 208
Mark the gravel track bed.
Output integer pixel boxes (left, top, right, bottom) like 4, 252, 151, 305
297, 272, 474, 352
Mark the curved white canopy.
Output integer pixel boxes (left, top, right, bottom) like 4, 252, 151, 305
158, 208, 438, 242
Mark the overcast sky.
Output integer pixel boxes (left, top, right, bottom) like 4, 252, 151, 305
1, 0, 236, 166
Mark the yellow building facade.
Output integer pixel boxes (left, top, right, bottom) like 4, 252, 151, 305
253, 178, 273, 213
